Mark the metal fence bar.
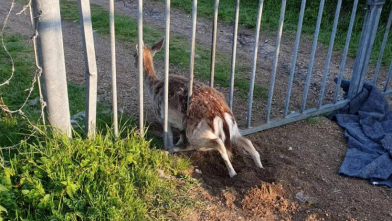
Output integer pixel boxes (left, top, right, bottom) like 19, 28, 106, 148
209, 0, 219, 88
228, 0, 240, 110
385, 88, 392, 96
373, 7, 392, 84
384, 59, 392, 92
241, 99, 350, 135
333, 0, 358, 104
163, 0, 171, 150
32, 0, 72, 137
187, 0, 197, 107
317, 0, 342, 109
246, 0, 264, 128
109, 0, 118, 137
348, 1, 384, 99
137, 0, 144, 137
78, 0, 98, 139
283, 0, 306, 118
265, 0, 286, 123
301, 0, 325, 113
355, 3, 384, 95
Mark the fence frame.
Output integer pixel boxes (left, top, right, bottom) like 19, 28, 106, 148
32, 0, 392, 145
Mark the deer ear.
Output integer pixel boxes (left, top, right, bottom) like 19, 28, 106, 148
151, 37, 165, 56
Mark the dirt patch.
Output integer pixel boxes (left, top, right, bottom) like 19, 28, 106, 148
180, 118, 392, 221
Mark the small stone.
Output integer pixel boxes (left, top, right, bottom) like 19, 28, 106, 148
288, 147, 293, 151
195, 169, 202, 174
157, 169, 166, 178
28, 97, 39, 106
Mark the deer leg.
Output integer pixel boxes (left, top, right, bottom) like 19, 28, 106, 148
212, 138, 237, 178
234, 136, 263, 169
167, 125, 175, 153
173, 145, 197, 152
175, 130, 187, 147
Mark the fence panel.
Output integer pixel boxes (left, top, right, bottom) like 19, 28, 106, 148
33, 0, 392, 143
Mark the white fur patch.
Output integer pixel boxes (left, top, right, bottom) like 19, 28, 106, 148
224, 113, 240, 140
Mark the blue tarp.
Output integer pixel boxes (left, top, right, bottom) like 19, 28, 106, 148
328, 79, 392, 188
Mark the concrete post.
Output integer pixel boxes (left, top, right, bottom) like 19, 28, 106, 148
32, 0, 72, 137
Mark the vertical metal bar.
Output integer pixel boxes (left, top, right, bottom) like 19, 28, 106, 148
228, 0, 240, 110
187, 0, 197, 108
246, 0, 264, 128
32, 0, 72, 137
348, 1, 384, 99
333, 0, 358, 104
109, 0, 118, 137
283, 0, 306, 118
163, 0, 170, 150
137, 0, 144, 137
209, 0, 219, 88
373, 8, 392, 84
265, 0, 286, 123
384, 59, 392, 92
78, 0, 98, 139
317, 0, 342, 108
301, 0, 325, 113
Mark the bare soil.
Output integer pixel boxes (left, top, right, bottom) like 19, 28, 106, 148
1, 0, 392, 220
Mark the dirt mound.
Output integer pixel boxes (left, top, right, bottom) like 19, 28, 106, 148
181, 149, 276, 189
241, 183, 297, 220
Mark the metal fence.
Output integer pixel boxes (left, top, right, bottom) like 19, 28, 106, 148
32, 0, 392, 147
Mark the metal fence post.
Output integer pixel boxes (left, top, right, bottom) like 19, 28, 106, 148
32, 0, 72, 137
78, 0, 98, 139
348, 0, 385, 99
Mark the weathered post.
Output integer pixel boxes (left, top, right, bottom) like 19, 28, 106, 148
32, 0, 72, 137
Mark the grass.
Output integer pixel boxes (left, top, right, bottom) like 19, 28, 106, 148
0, 32, 198, 220
59, 0, 268, 99
0, 127, 195, 220
153, 0, 392, 65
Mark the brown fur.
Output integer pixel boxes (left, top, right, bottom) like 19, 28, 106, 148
187, 86, 234, 154
135, 39, 234, 155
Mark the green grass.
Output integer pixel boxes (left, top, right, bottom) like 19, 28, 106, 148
0, 32, 197, 220
0, 128, 195, 220
59, 0, 268, 99
0, 34, 38, 146
154, 0, 392, 65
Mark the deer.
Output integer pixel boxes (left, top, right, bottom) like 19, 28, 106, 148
134, 38, 263, 177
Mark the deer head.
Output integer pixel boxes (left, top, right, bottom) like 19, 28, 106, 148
134, 38, 165, 75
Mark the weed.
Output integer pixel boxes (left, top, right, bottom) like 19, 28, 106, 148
306, 116, 320, 125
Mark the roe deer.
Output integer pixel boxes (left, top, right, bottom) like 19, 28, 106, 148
135, 38, 263, 177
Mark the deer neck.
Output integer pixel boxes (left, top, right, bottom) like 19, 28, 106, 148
143, 58, 159, 96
